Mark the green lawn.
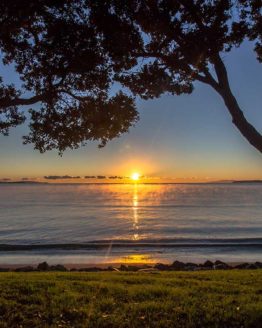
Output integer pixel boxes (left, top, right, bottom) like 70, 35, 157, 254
0, 270, 261, 327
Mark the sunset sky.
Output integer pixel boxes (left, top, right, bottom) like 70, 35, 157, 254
0, 41, 261, 182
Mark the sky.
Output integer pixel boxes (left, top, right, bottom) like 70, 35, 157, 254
0, 41, 261, 182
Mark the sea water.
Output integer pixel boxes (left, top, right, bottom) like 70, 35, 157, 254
0, 183, 261, 265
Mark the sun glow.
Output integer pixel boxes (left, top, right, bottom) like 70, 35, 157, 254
131, 172, 140, 181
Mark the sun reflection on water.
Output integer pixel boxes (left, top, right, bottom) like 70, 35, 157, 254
114, 254, 156, 265
132, 184, 139, 240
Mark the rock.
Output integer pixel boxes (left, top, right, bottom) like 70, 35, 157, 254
119, 265, 128, 271
106, 266, 114, 271
126, 266, 140, 272
171, 260, 186, 270
15, 266, 34, 272
186, 262, 198, 267
154, 263, 170, 271
79, 267, 102, 272
254, 262, 262, 268
118, 265, 141, 271
246, 263, 258, 269
50, 264, 67, 271
201, 260, 214, 269
138, 268, 158, 273
37, 261, 50, 271
195, 266, 208, 271
214, 260, 230, 270
106, 266, 120, 271
235, 263, 249, 269
0, 268, 10, 272
214, 263, 230, 270
112, 267, 120, 272
185, 262, 199, 271
214, 260, 225, 265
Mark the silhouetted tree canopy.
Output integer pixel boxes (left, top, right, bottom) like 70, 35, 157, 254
0, 0, 261, 153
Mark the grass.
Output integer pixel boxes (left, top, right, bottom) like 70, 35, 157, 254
0, 270, 262, 327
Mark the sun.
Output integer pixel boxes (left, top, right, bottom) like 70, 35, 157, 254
131, 172, 140, 181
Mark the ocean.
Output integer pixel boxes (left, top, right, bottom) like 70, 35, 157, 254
0, 183, 261, 265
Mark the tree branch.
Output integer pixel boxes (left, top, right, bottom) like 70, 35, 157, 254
212, 54, 262, 153
58, 89, 85, 101
0, 94, 45, 107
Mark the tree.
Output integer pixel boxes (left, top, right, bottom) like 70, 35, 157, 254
0, 0, 261, 154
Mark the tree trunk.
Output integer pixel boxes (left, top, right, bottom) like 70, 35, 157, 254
220, 88, 262, 153
213, 55, 262, 153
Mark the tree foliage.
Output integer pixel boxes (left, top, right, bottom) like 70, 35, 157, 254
0, 0, 261, 153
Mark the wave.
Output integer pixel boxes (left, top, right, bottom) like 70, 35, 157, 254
7, 204, 262, 208
1, 238, 262, 251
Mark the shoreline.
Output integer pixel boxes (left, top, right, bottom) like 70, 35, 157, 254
1, 239, 262, 251
1, 259, 262, 272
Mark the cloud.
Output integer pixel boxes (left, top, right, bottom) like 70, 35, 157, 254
0, 178, 11, 181
21, 177, 36, 181
44, 175, 81, 180
84, 176, 96, 179
96, 175, 106, 179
